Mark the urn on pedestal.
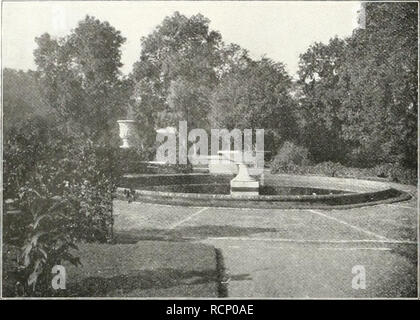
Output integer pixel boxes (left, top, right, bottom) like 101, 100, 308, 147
117, 120, 138, 149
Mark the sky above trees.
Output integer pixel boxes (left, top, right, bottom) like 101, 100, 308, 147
3, 1, 360, 77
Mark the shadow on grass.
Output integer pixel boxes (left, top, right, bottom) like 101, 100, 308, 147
230, 274, 253, 281
115, 225, 278, 244
390, 243, 418, 266
66, 268, 218, 297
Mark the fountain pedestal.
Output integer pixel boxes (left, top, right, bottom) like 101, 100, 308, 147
230, 163, 259, 196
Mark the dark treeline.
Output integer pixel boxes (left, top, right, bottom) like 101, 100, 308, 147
3, 2, 418, 170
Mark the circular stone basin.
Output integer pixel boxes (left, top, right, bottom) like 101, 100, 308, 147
116, 173, 411, 209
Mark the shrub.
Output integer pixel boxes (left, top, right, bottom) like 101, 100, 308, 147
3, 118, 122, 296
310, 161, 347, 177
118, 147, 154, 174
373, 163, 394, 178
155, 163, 193, 174
270, 154, 417, 186
366, 163, 416, 185
270, 141, 311, 173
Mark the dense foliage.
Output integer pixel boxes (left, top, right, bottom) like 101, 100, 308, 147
338, 2, 417, 168
296, 37, 349, 163
34, 15, 131, 143
295, 2, 417, 168
4, 16, 129, 296
3, 117, 120, 296
131, 12, 298, 155
270, 142, 311, 174
131, 12, 222, 134
270, 160, 417, 186
2, 68, 53, 136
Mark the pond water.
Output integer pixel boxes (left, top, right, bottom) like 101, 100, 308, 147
141, 184, 348, 196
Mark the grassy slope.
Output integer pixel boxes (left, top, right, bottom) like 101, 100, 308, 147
3, 240, 219, 297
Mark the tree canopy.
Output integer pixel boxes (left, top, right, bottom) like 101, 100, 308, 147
130, 12, 297, 154
295, 2, 417, 167
2, 68, 53, 136
295, 37, 349, 163
338, 2, 418, 167
4, 4, 418, 168
34, 15, 130, 142
130, 12, 223, 131
210, 57, 297, 153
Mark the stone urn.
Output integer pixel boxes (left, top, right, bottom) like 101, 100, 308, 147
117, 120, 138, 149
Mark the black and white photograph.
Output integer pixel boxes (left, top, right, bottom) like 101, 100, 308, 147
1, 0, 418, 301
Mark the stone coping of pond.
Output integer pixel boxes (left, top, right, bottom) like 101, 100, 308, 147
116, 173, 411, 209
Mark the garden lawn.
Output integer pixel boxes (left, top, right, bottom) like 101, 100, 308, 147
3, 241, 219, 297
65, 241, 219, 297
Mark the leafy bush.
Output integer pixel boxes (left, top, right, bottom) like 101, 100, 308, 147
154, 163, 193, 174
375, 163, 417, 185
311, 161, 349, 177
270, 141, 311, 173
3, 117, 121, 296
118, 147, 154, 174
270, 154, 417, 186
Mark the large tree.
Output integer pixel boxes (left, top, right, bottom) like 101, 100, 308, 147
131, 12, 298, 155
130, 12, 223, 133
34, 15, 129, 142
337, 2, 418, 167
296, 2, 418, 168
210, 57, 297, 154
295, 37, 349, 163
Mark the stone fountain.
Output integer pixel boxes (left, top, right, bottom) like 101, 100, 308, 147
117, 119, 260, 196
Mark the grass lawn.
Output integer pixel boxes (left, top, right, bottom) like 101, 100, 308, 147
3, 240, 220, 297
